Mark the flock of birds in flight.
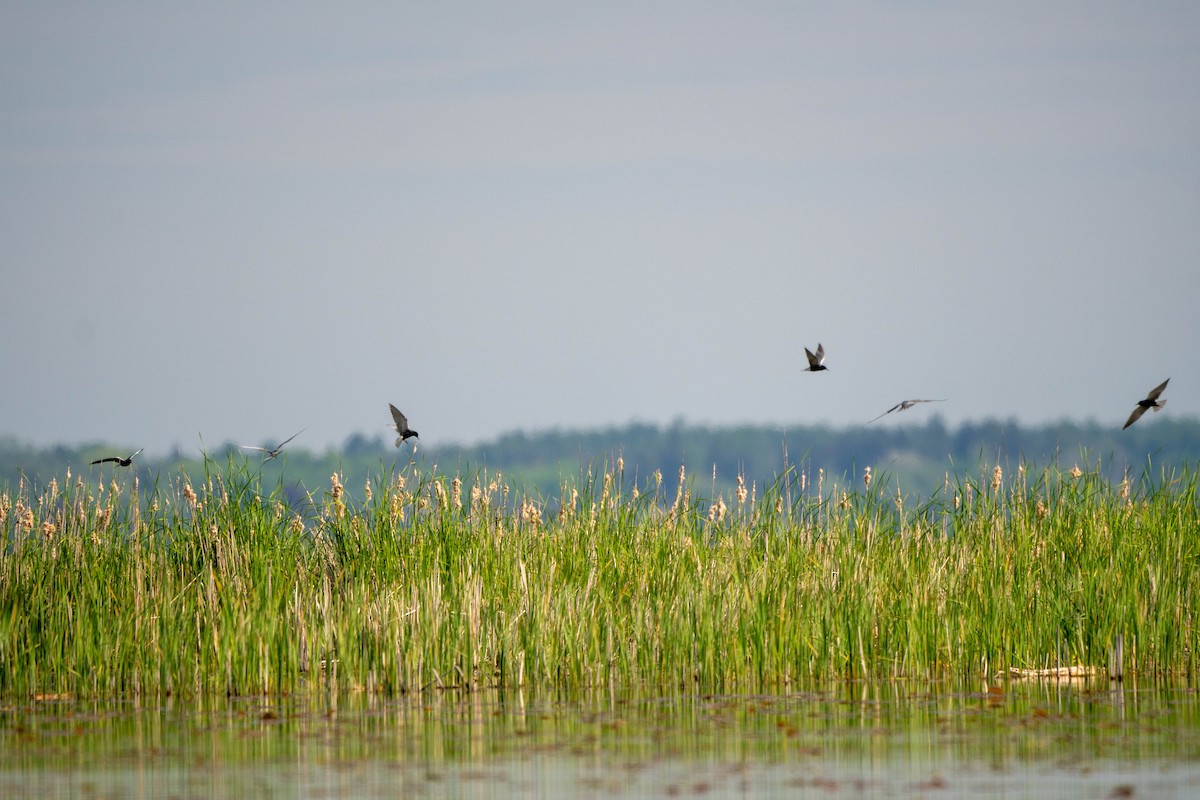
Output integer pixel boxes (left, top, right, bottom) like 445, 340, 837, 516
803, 342, 1169, 430
88, 347, 1171, 468
89, 404, 420, 468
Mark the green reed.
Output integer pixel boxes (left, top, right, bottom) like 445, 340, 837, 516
0, 457, 1196, 700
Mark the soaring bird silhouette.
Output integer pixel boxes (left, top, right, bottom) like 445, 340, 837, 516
238, 428, 305, 461
389, 404, 419, 446
1123, 379, 1169, 430
869, 398, 947, 423
90, 448, 143, 467
804, 343, 828, 372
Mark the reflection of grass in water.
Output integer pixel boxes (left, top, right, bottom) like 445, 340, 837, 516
4, 683, 1200, 775
0, 456, 1197, 699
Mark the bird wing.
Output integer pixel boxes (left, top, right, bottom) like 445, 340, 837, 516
389, 404, 408, 431
275, 428, 305, 449
804, 347, 819, 368
127, 449, 143, 460
814, 343, 825, 364
1123, 405, 1148, 429
1146, 379, 1170, 402
91, 457, 120, 465
869, 402, 903, 423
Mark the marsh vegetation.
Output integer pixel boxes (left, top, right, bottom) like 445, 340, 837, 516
1, 458, 1197, 700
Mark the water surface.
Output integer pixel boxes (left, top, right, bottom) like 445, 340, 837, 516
3, 679, 1198, 798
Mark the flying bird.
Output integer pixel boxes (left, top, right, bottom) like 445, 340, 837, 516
804, 343, 828, 372
389, 404, 419, 446
1123, 379, 1169, 430
238, 428, 305, 461
90, 448, 143, 467
869, 399, 948, 423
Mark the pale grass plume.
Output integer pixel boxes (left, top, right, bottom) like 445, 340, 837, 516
520, 497, 542, 530
329, 472, 345, 519
673, 465, 686, 513
708, 496, 727, 523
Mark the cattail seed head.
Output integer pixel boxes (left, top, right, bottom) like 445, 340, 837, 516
708, 496, 727, 523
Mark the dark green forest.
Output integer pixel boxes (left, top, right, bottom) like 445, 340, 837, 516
3, 415, 1198, 506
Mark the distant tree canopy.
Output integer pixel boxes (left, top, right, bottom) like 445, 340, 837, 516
3, 415, 1197, 504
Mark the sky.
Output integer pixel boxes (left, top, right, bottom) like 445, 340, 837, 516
1, 2, 1198, 455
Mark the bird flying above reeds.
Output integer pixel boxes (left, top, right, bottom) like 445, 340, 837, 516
1123, 379, 1169, 430
869, 399, 947, 423
804, 343, 828, 372
238, 428, 305, 461
389, 404, 419, 446
90, 448, 143, 467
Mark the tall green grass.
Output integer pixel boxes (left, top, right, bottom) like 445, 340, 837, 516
0, 457, 1196, 699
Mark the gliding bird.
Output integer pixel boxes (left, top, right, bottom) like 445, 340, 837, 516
238, 428, 305, 461
1123, 379, 1169, 430
389, 404, 419, 446
869, 399, 947, 423
804, 343, 828, 372
90, 448, 143, 467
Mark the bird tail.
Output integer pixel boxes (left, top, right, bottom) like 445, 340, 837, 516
1154, 399, 1166, 411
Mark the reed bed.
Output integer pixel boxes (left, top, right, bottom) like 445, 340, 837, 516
0, 458, 1196, 700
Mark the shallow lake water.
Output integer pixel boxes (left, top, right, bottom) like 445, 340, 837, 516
2, 678, 1199, 798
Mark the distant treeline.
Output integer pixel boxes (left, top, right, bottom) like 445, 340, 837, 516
2, 415, 1197, 503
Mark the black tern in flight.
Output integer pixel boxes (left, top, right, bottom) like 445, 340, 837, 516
389, 404, 419, 446
804, 343, 828, 372
238, 428, 305, 461
1123, 379, 1169, 430
90, 448, 143, 467
869, 399, 947, 423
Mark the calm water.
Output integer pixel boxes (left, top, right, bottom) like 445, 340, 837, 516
2, 679, 1199, 798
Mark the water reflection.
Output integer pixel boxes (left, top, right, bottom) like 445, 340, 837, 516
2, 679, 1199, 798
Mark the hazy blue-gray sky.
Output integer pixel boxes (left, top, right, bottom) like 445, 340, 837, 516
2, 2, 1198, 454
